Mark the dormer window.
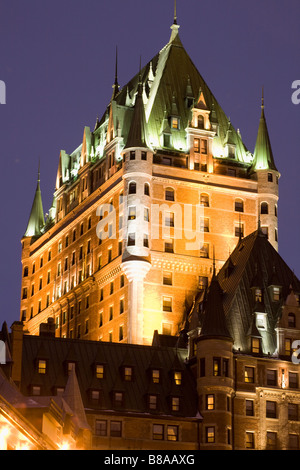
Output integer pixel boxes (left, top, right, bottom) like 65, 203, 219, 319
273, 286, 280, 302
251, 337, 260, 354
152, 369, 160, 384
124, 366, 133, 382
174, 371, 182, 385
288, 313, 296, 328
38, 359, 46, 374
172, 117, 179, 129
96, 364, 104, 379
255, 288, 262, 303
148, 394, 158, 410
197, 115, 204, 129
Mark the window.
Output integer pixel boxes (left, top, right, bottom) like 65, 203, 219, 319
288, 403, 298, 421
165, 188, 175, 201
128, 181, 136, 194
32, 386, 41, 396
206, 426, 215, 443
108, 248, 112, 263
128, 206, 136, 220
109, 282, 114, 295
172, 117, 179, 129
288, 313, 296, 328
163, 271, 172, 286
162, 322, 172, 335
266, 432, 277, 449
273, 286, 280, 301
268, 173, 273, 182
163, 296, 172, 312
38, 360, 46, 374
197, 115, 204, 129
246, 400, 254, 416
267, 369, 277, 386
124, 367, 132, 382
143, 234, 149, 248
144, 183, 150, 196
48, 251, 52, 262
246, 432, 255, 449
235, 199, 244, 212
120, 274, 125, 288
174, 371, 182, 385
99, 311, 103, 327
167, 425, 178, 441
289, 372, 298, 389
261, 202, 268, 214
165, 211, 174, 227
148, 395, 157, 410
244, 366, 255, 383
153, 424, 164, 440
130, 151, 136, 160
110, 421, 122, 438
213, 357, 221, 376
200, 217, 209, 232
91, 390, 100, 404
200, 243, 209, 258
235, 224, 244, 238
194, 138, 200, 153
251, 337, 260, 354
141, 151, 147, 161
23, 266, 28, 277
113, 392, 124, 407
95, 420, 107, 437
127, 233, 135, 246
206, 394, 215, 410
119, 325, 124, 341
171, 397, 180, 411
266, 400, 277, 418
200, 193, 209, 207
164, 239, 174, 253
152, 369, 160, 384
289, 434, 299, 450
96, 364, 104, 379
255, 288, 262, 302
109, 306, 113, 321
120, 298, 124, 314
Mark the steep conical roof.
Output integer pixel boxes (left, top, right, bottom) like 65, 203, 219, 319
200, 273, 232, 340
252, 95, 278, 172
124, 69, 149, 149
24, 167, 45, 238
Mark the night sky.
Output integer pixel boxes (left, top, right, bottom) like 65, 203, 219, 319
0, 0, 299, 328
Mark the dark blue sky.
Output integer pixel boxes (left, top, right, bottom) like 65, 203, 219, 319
0, 0, 299, 327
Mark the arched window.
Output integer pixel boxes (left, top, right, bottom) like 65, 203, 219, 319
128, 181, 136, 195
197, 115, 204, 129
235, 199, 244, 212
165, 187, 175, 202
261, 202, 269, 214
23, 266, 29, 277
200, 193, 209, 207
144, 183, 150, 196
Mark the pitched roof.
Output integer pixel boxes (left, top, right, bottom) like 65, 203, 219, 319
251, 99, 278, 172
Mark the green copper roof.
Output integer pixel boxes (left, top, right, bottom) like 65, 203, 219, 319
24, 171, 45, 238
252, 101, 278, 172
124, 75, 149, 149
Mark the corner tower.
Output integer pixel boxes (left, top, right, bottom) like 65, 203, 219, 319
251, 92, 280, 250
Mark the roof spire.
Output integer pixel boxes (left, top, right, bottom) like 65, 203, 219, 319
170, 0, 180, 42
173, 0, 177, 25
24, 161, 45, 238
261, 86, 264, 109
112, 46, 120, 100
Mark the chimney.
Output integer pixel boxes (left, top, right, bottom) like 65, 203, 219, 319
10, 321, 24, 387
39, 317, 56, 337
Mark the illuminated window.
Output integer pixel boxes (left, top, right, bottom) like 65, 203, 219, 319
128, 206, 136, 220
152, 369, 160, 384
194, 138, 200, 153
251, 337, 260, 354
255, 288, 262, 302
124, 367, 132, 381
171, 397, 180, 411
96, 364, 104, 379
172, 117, 179, 129
153, 424, 164, 440
273, 286, 280, 301
206, 394, 215, 410
200, 139, 207, 154
163, 296, 172, 312
164, 239, 174, 253
244, 366, 254, 383
38, 360, 46, 374
174, 371, 182, 385
246, 432, 255, 449
206, 426, 215, 443
213, 357, 221, 376
167, 425, 178, 441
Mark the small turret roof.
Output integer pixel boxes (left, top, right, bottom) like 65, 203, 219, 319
252, 94, 278, 172
24, 166, 45, 238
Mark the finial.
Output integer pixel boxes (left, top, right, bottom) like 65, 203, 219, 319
261, 86, 264, 109
111, 46, 119, 99
38, 159, 40, 183
173, 0, 177, 25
